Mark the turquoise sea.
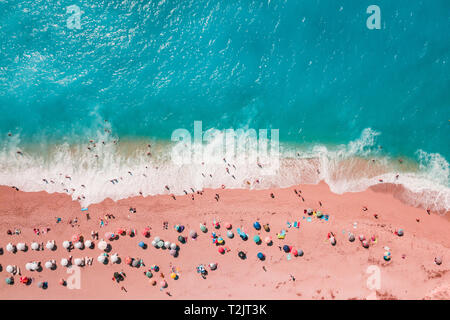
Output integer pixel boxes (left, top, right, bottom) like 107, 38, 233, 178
0, 1, 449, 210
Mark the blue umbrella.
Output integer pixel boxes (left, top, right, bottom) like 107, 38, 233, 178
257, 252, 265, 260
253, 222, 261, 230
283, 245, 290, 253
138, 241, 145, 248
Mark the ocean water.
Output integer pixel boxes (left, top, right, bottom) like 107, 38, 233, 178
0, 0, 449, 210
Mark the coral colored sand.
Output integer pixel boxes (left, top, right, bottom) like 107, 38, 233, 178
0, 183, 449, 300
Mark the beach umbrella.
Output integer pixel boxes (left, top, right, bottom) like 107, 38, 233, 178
46, 241, 55, 250
160, 280, 167, 288
31, 242, 39, 250
283, 245, 290, 253
145, 271, 153, 278
348, 234, 355, 242
435, 257, 442, 265
62, 240, 71, 249
117, 228, 125, 235
74, 258, 83, 266
154, 236, 161, 243
45, 261, 54, 269
217, 237, 224, 245
226, 231, 234, 239
218, 247, 225, 254
125, 257, 133, 265
225, 223, 232, 230
151, 240, 157, 247
397, 229, 404, 237
263, 224, 270, 232
170, 272, 178, 280
17, 242, 26, 251
238, 251, 246, 259
257, 252, 265, 260
6, 243, 15, 253
131, 260, 140, 268
200, 224, 207, 232
330, 237, 336, 246
178, 236, 185, 243
25, 263, 33, 271
59, 279, 66, 286
74, 241, 84, 249
37, 282, 44, 289
170, 243, 177, 250
265, 236, 272, 245
84, 240, 93, 249
20, 276, 29, 284
111, 254, 119, 264
60, 258, 69, 267
362, 240, 369, 248
292, 249, 298, 257
151, 265, 159, 272
97, 255, 107, 264
6, 265, 14, 274
297, 249, 304, 257
253, 222, 261, 230
138, 241, 146, 248
253, 235, 261, 243
98, 240, 108, 251
169, 249, 177, 256
306, 208, 313, 215
72, 234, 81, 242
383, 252, 391, 261
164, 241, 171, 249
189, 230, 197, 239
209, 263, 217, 270
5, 277, 13, 285
31, 262, 39, 271
359, 235, 365, 241
142, 227, 151, 237
157, 240, 164, 248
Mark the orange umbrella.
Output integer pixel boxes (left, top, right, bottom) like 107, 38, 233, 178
125, 257, 133, 265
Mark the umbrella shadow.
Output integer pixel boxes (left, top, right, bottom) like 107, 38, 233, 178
105, 244, 112, 253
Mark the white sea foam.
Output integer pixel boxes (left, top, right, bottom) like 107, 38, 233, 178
0, 128, 448, 212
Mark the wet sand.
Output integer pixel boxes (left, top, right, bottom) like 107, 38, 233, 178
0, 182, 449, 300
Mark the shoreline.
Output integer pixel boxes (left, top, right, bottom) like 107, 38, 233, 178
0, 182, 449, 299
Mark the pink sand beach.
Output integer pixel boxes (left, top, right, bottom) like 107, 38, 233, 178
0, 182, 448, 300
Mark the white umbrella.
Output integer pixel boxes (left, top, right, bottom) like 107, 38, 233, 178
110, 254, 119, 264
74, 241, 84, 249
151, 240, 157, 247
97, 255, 106, 263
170, 243, 177, 250
154, 236, 160, 243
84, 240, 93, 248
45, 261, 54, 269
98, 240, 108, 251
17, 242, 26, 251
74, 258, 83, 266
62, 241, 71, 249
164, 241, 170, 249
31, 262, 39, 271
6, 265, 14, 274
6, 243, 15, 253
31, 242, 40, 250
25, 263, 33, 271
157, 240, 164, 248
46, 241, 55, 250
60, 258, 69, 267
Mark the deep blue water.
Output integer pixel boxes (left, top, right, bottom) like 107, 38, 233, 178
0, 0, 449, 161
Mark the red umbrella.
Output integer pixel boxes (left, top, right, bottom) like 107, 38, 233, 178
142, 227, 150, 237
218, 247, 225, 254
125, 256, 133, 265
72, 234, 81, 242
